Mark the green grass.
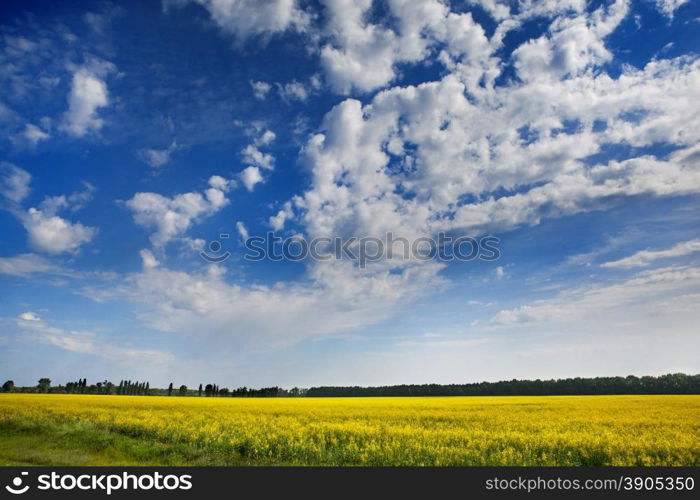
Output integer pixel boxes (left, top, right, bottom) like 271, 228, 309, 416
0, 418, 278, 466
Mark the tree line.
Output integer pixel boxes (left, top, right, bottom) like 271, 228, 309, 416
306, 373, 700, 397
2, 373, 698, 397
1, 378, 307, 397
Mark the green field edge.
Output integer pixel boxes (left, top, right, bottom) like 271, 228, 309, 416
0, 418, 288, 466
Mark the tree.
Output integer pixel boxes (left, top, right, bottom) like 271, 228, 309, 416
179, 385, 188, 396
37, 378, 51, 393
205, 384, 213, 397
198, 384, 203, 397
2, 380, 14, 393
168, 382, 173, 397
145, 382, 150, 395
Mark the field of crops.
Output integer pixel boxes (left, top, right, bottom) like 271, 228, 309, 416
0, 394, 698, 466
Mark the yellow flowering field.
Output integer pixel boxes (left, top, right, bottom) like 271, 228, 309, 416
0, 394, 698, 466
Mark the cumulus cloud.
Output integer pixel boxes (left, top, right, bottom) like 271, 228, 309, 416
294, 52, 700, 248
601, 239, 700, 269
513, 0, 629, 82
237, 129, 276, 191
126, 175, 232, 247
22, 207, 97, 254
62, 64, 113, 137
81, 0, 700, 353
319, 0, 493, 93
165, 0, 308, 42
242, 129, 276, 169
1, 165, 97, 254
240, 166, 263, 191
269, 201, 293, 231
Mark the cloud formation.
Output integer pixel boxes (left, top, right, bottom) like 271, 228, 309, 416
1, 165, 97, 254
492, 265, 700, 326
16, 312, 174, 364
165, 0, 308, 42
0, 162, 31, 203
62, 64, 112, 137
126, 175, 233, 247
601, 239, 700, 269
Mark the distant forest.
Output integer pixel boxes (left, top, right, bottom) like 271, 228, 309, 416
2, 373, 698, 397
306, 373, 700, 397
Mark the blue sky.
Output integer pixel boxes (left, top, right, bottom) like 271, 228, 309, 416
1, 0, 699, 388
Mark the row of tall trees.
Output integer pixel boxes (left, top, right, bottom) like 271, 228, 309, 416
306, 373, 700, 397
158, 383, 305, 397
65, 378, 88, 393
117, 380, 149, 395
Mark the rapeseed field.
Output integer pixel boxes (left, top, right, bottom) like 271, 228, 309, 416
0, 394, 697, 466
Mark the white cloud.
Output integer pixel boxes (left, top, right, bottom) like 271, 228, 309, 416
63, 0, 700, 356
513, 0, 629, 82
319, 0, 424, 93
138, 141, 180, 168
62, 65, 111, 137
38, 182, 96, 214
241, 129, 276, 170
0, 253, 65, 277
22, 207, 97, 254
19, 311, 41, 321
654, 0, 689, 18
250, 80, 272, 99
492, 265, 700, 326
236, 221, 249, 241
139, 249, 160, 270
126, 175, 232, 247
16, 314, 174, 364
237, 129, 276, 191
269, 201, 293, 231
240, 166, 263, 191
319, 0, 492, 93
0, 162, 31, 203
295, 53, 700, 248
207, 175, 232, 191
119, 257, 445, 349
1, 166, 97, 254
166, 0, 308, 42
23, 123, 50, 146
278, 80, 309, 101
601, 239, 700, 269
